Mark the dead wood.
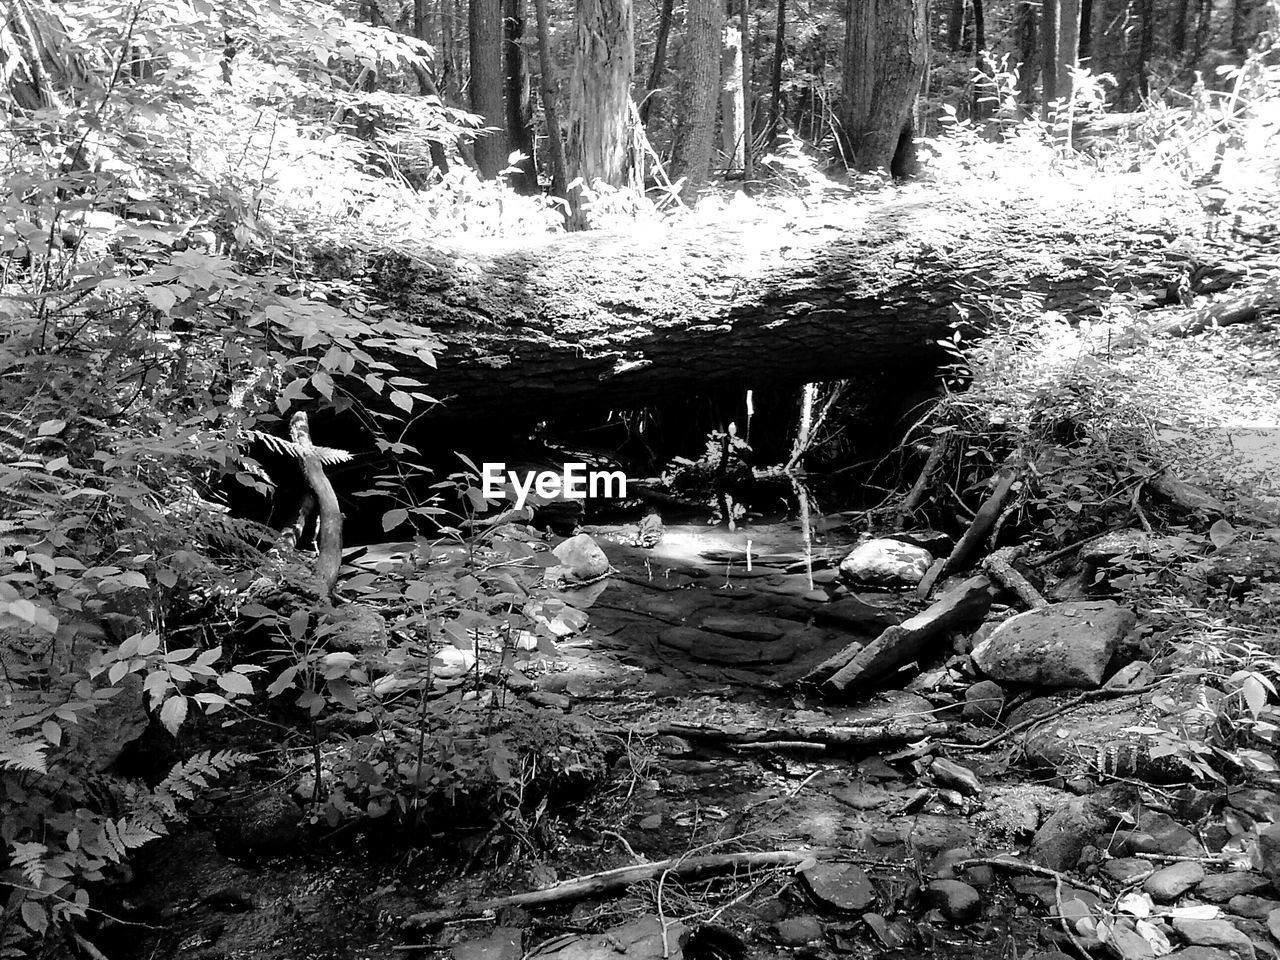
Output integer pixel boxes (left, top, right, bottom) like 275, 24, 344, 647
593, 720, 951, 749
1159, 278, 1280, 337
804, 575, 995, 692
918, 469, 1018, 599
895, 433, 951, 530
289, 411, 343, 596
981, 545, 1046, 608
405, 849, 841, 926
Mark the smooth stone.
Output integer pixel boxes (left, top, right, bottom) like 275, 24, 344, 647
1226, 895, 1280, 919
1145, 862, 1206, 901
1107, 918, 1156, 960
1172, 918, 1256, 960
931, 757, 982, 796
1114, 812, 1205, 857
775, 916, 823, 946
693, 612, 785, 642
1030, 797, 1108, 871
1198, 873, 1271, 903
657, 627, 797, 665
838, 539, 933, 589
1258, 824, 1280, 887
814, 595, 900, 631
923, 879, 982, 923
962, 680, 1006, 724
551, 534, 610, 581
802, 862, 876, 911
971, 600, 1136, 689
1269, 908, 1280, 942
1167, 950, 1238, 960
1104, 858, 1155, 883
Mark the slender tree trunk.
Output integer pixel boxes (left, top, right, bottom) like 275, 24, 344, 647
415, 0, 428, 42
566, 0, 634, 226
972, 0, 991, 120
768, 0, 787, 140
1079, 0, 1093, 60
740, 0, 754, 187
1040, 0, 1059, 116
1016, 0, 1038, 108
1135, 0, 1154, 98
1231, 0, 1256, 52
947, 0, 967, 49
721, 26, 745, 171
1173, 0, 1190, 52
1191, 0, 1212, 65
411, 0, 451, 175
503, 0, 538, 192
442, 0, 458, 96
533, 0, 570, 204
470, 0, 508, 177
1057, 0, 1081, 105
670, 0, 724, 199
640, 0, 675, 127
840, 0, 928, 175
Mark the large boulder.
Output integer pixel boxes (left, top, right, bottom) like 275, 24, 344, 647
971, 600, 1136, 689
549, 534, 611, 583
838, 539, 933, 590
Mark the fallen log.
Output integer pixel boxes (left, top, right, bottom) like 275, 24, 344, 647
405, 848, 840, 926
593, 720, 951, 748
918, 469, 1018, 599
803, 574, 996, 692
307, 175, 1190, 423
1158, 278, 1280, 337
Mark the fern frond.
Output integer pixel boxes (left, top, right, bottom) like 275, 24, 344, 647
11, 841, 47, 886
247, 430, 352, 466
154, 749, 251, 805
0, 735, 48, 773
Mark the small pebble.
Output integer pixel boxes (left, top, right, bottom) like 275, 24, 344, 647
775, 916, 823, 946
924, 879, 981, 923
1145, 862, 1206, 901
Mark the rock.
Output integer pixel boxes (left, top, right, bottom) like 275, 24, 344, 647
325, 602, 389, 654
1223, 789, 1280, 823
1269, 909, 1280, 942
1030, 797, 1108, 871
1191, 540, 1280, 589
1168, 950, 1238, 960
1114, 812, 1205, 857
802, 862, 876, 911
1145, 862, 1206, 901
1083, 530, 1156, 565
693, 612, 785, 642
1104, 858, 1155, 883
452, 927, 523, 960
1227, 895, 1280, 919
1107, 918, 1157, 960
775, 916, 824, 946
551, 534, 610, 582
1106, 660, 1156, 690
971, 600, 1136, 688
214, 790, 301, 858
814, 595, 900, 631
1171, 918, 1256, 960
931, 758, 982, 796
658, 627, 797, 665
1258, 824, 1280, 888
1197, 873, 1271, 903
542, 917, 688, 960
962, 680, 1006, 724
838, 539, 934, 589
923, 879, 982, 923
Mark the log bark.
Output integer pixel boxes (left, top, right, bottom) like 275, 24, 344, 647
324, 179, 1189, 424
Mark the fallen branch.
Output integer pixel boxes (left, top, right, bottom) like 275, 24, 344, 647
406, 849, 839, 926
895, 433, 950, 530
981, 545, 1046, 608
919, 469, 1018, 599
952, 856, 1111, 901
804, 575, 995, 692
593, 720, 952, 749
1158, 277, 1280, 337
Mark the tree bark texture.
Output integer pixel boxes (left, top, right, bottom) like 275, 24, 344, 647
469, 0, 508, 177
739, 0, 754, 186
839, 0, 928, 174
1040, 0, 1060, 115
768, 0, 787, 140
640, 0, 675, 128
670, 0, 724, 199
567, 0, 635, 221
1016, 0, 1038, 107
503, 0, 538, 193
1057, 0, 1081, 105
320, 180, 1193, 424
533, 0, 570, 203
720, 25, 745, 171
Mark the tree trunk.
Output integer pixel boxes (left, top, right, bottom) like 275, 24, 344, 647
839, 0, 928, 175
470, 0, 508, 177
720, 26, 745, 172
566, 0, 634, 226
740, 0, 754, 187
1232, 0, 1256, 52
533, 0, 570, 204
1173, 0, 1190, 52
946, 0, 967, 50
1016, 0, 1038, 108
1191, 0, 1212, 65
972, 0, 991, 120
503, 0, 538, 192
1057, 0, 1081, 106
768, 0, 787, 140
1040, 0, 1059, 116
640, 0, 675, 128
1135, 0, 1154, 98
669, 0, 723, 199
329, 180, 1185, 423
1079, 0, 1092, 60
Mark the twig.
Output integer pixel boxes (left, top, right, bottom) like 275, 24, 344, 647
952, 857, 1111, 900
601, 829, 648, 864
896, 433, 950, 530
920, 469, 1018, 599
406, 849, 839, 926
981, 545, 1046, 608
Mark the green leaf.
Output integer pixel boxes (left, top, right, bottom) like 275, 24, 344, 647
37, 419, 66, 436
389, 390, 412, 412
159, 695, 189, 734
217, 672, 254, 696
382, 508, 408, 532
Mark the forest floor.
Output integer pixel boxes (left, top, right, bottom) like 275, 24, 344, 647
98, 314, 1280, 960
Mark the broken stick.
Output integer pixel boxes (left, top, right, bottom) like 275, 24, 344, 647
919, 469, 1018, 599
